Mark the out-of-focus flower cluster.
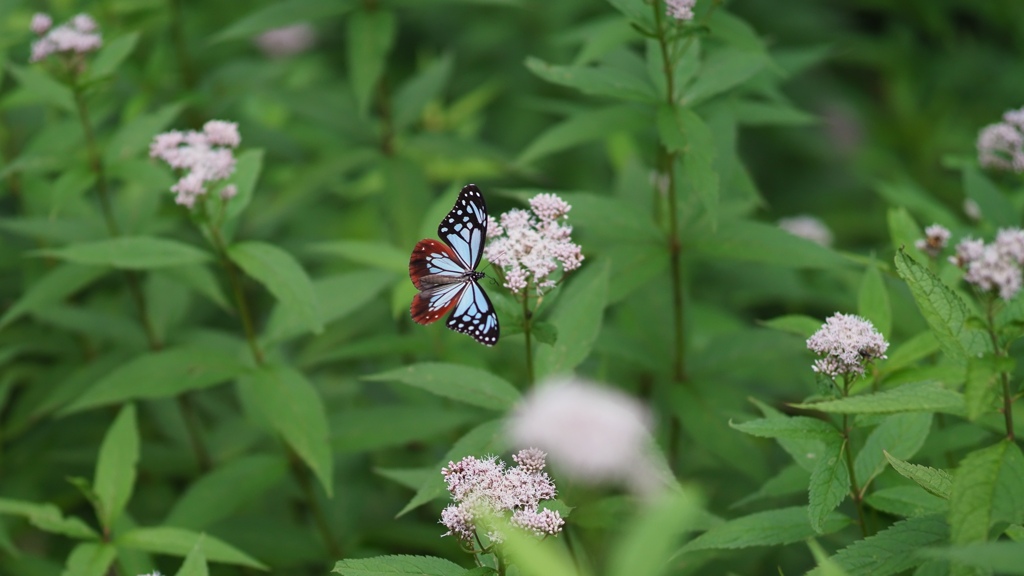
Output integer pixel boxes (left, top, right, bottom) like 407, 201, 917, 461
440, 449, 563, 543
778, 215, 833, 247
915, 224, 951, 258
29, 13, 102, 63
484, 193, 583, 294
665, 0, 696, 21
978, 107, 1024, 173
149, 121, 241, 209
950, 228, 1024, 300
254, 23, 316, 58
807, 313, 889, 379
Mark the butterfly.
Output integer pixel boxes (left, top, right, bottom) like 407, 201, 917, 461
408, 184, 500, 346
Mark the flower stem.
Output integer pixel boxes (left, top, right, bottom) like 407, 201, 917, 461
985, 298, 1015, 441
840, 376, 868, 537
289, 449, 343, 558
522, 287, 535, 386
206, 223, 265, 365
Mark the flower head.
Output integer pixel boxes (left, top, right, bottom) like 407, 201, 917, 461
950, 229, 1024, 300
484, 193, 583, 294
807, 313, 889, 378
665, 0, 696, 21
29, 13, 102, 63
914, 224, 951, 258
439, 449, 563, 543
149, 121, 241, 209
254, 23, 316, 58
507, 377, 665, 495
778, 215, 833, 247
978, 106, 1024, 173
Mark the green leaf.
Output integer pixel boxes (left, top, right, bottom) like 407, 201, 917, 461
894, 249, 989, 363
885, 331, 940, 372
760, 314, 823, 337
515, 105, 651, 166
733, 99, 816, 126
61, 347, 247, 414
887, 206, 926, 257
964, 354, 1005, 421
84, 33, 140, 83
963, 166, 1017, 228
117, 526, 267, 569
679, 507, 849, 553
64, 542, 117, 576
525, 57, 657, 102
307, 240, 408, 274
808, 538, 851, 576
228, 241, 322, 335
605, 0, 654, 30
333, 555, 469, 576
558, 191, 661, 243
694, 220, 849, 270
607, 491, 704, 576
865, 486, 948, 518
950, 441, 1024, 546
348, 8, 396, 116
0, 498, 98, 539
104, 103, 183, 164
729, 415, 839, 442
393, 54, 454, 132
685, 46, 768, 105
657, 106, 719, 222
808, 514, 949, 576
210, 0, 354, 42
9, 65, 74, 112
397, 420, 504, 516
790, 382, 965, 415
808, 440, 849, 533
921, 542, 1024, 574
164, 455, 288, 530
36, 236, 212, 269
884, 452, 953, 499
332, 406, 481, 454
858, 263, 892, 338
854, 413, 932, 490
535, 260, 610, 377
93, 404, 139, 532
364, 363, 520, 411
0, 264, 106, 329
264, 270, 393, 343
241, 365, 333, 496
224, 149, 264, 222
175, 539, 209, 576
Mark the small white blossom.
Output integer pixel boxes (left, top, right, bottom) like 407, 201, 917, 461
149, 120, 241, 209
964, 198, 982, 221
665, 0, 696, 21
507, 377, 666, 495
778, 215, 833, 247
807, 313, 889, 378
439, 450, 563, 543
484, 193, 583, 294
978, 106, 1024, 173
914, 224, 951, 258
254, 23, 316, 58
950, 230, 1024, 300
29, 13, 102, 63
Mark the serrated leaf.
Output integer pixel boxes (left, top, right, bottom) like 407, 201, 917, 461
164, 455, 288, 530
859, 263, 892, 338
0, 264, 106, 329
865, 486, 948, 518
921, 542, 1024, 574
809, 440, 849, 533
679, 506, 848, 553
84, 33, 139, 82
61, 347, 247, 414
535, 260, 609, 377
791, 382, 965, 415
348, 8, 396, 116
808, 514, 949, 576
241, 365, 332, 496
117, 526, 266, 569
729, 415, 839, 442
93, 405, 139, 531
333, 554, 469, 576
884, 452, 953, 499
854, 413, 932, 491
36, 236, 212, 269
525, 57, 656, 102
684, 45, 768, 105
364, 363, 519, 412
950, 441, 1024, 547
695, 220, 849, 270
894, 249, 989, 363
748, 398, 828, 472
228, 241, 322, 335
964, 354, 1003, 421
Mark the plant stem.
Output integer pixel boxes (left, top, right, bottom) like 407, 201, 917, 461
841, 415, 868, 538
985, 298, 1015, 441
207, 223, 265, 365
290, 450, 343, 559
522, 287, 534, 386
176, 395, 212, 471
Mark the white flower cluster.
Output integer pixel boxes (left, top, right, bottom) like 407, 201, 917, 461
149, 121, 241, 209
914, 224, 951, 258
484, 193, 583, 294
665, 0, 696, 21
807, 313, 889, 378
977, 107, 1024, 172
254, 23, 316, 58
778, 215, 833, 247
440, 449, 563, 543
29, 13, 102, 63
950, 228, 1024, 300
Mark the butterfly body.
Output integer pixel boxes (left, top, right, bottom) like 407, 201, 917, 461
408, 185, 499, 346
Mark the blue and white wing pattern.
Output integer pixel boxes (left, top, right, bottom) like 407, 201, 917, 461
408, 184, 499, 346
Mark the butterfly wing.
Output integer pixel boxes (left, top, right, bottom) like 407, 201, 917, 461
437, 184, 488, 271
409, 238, 466, 291
445, 280, 499, 346
410, 282, 467, 326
